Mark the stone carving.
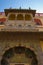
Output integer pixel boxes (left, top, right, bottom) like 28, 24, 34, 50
1, 46, 38, 65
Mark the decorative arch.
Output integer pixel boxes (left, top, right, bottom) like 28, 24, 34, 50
17, 14, 24, 20
1, 46, 38, 65
34, 18, 42, 25
25, 14, 32, 21
0, 18, 6, 22
0, 18, 6, 24
8, 13, 16, 20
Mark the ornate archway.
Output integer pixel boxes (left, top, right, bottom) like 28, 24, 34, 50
8, 13, 16, 20
25, 14, 32, 21
1, 46, 38, 65
17, 14, 24, 20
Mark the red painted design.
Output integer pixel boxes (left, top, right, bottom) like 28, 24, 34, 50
34, 18, 42, 25
0, 18, 6, 22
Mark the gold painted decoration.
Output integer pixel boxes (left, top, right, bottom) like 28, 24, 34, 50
25, 14, 32, 20
17, 14, 24, 20
8, 14, 15, 20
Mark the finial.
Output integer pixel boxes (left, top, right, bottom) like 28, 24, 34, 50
9, 7, 12, 9
29, 7, 31, 10
19, 6, 21, 9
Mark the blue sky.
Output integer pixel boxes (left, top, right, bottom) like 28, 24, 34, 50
0, 0, 43, 13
